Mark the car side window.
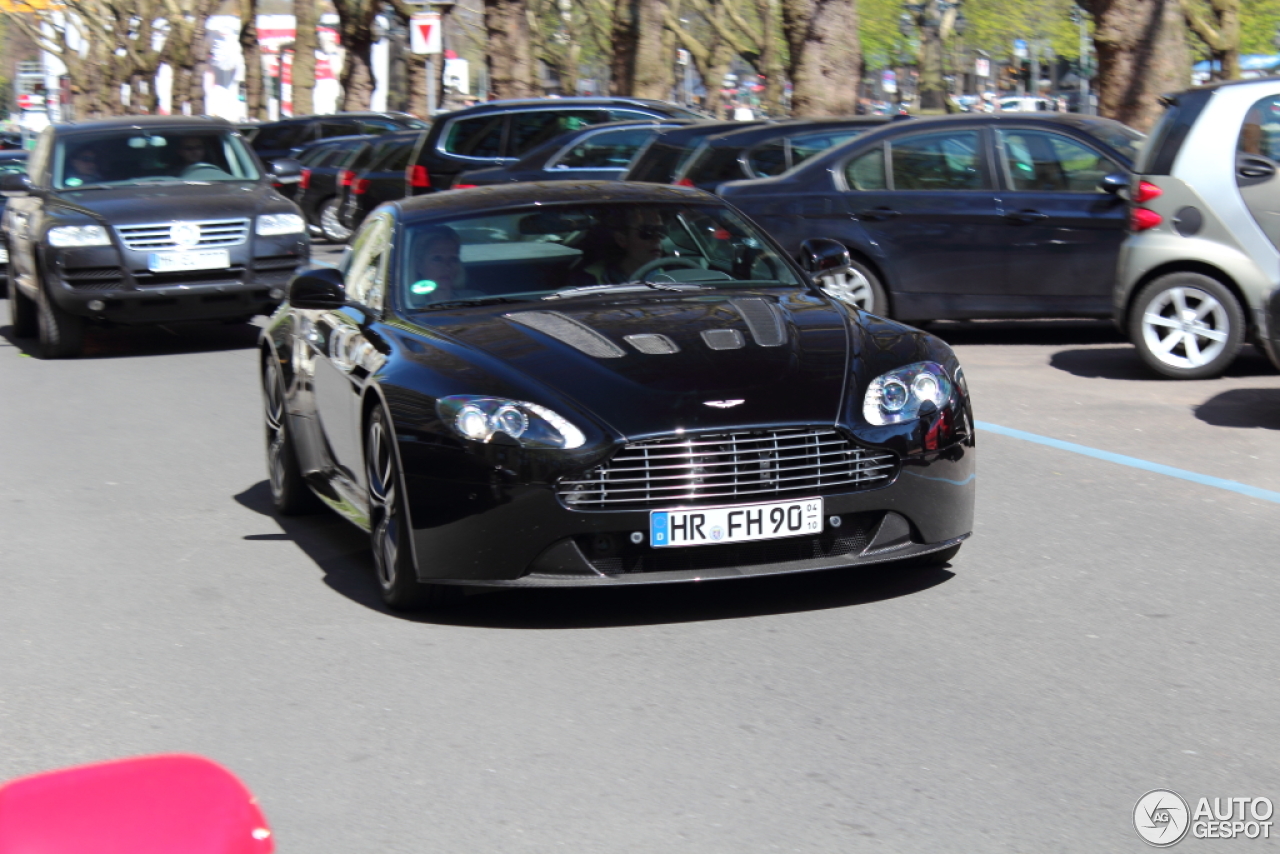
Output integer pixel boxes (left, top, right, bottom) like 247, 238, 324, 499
843, 145, 887, 190
443, 116, 505, 158
509, 110, 605, 156
357, 120, 399, 135
747, 140, 788, 177
343, 215, 393, 311
889, 130, 986, 191
607, 110, 659, 122
319, 122, 360, 138
1239, 95, 1280, 160
790, 130, 863, 168
550, 128, 657, 169
998, 129, 1120, 193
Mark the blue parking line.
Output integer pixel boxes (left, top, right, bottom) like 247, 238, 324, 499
976, 421, 1280, 505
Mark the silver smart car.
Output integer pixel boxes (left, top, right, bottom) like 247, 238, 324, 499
1112, 78, 1280, 379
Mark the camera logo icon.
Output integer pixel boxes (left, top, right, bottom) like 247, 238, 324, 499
1135, 789, 1191, 847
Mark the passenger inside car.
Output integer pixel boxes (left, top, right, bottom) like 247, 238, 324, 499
63, 146, 103, 186
568, 208, 667, 286
406, 226, 472, 306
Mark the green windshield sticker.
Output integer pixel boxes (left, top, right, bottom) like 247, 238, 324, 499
65, 177, 82, 187
411, 280, 439, 295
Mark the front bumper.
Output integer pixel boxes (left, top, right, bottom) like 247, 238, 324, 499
400, 420, 976, 588
44, 235, 308, 324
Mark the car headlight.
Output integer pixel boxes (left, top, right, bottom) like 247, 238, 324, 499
437, 396, 586, 450
863, 361, 953, 426
256, 213, 305, 236
47, 225, 110, 247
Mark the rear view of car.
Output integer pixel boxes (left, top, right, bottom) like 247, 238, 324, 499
293, 136, 368, 242
1112, 79, 1280, 379
339, 131, 422, 234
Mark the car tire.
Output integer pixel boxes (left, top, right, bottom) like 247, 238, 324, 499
7, 269, 36, 338
263, 354, 321, 516
815, 257, 888, 316
318, 197, 351, 243
36, 279, 84, 359
1130, 273, 1244, 380
365, 406, 452, 611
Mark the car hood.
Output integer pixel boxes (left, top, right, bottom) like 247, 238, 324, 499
409, 289, 855, 440
51, 182, 280, 224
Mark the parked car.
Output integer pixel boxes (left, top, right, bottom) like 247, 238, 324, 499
275, 134, 363, 204
404, 98, 704, 195
1113, 78, 1280, 378
245, 112, 427, 166
2, 116, 308, 358
624, 120, 767, 185
262, 181, 975, 609
337, 130, 423, 234
0, 150, 28, 295
718, 113, 1143, 319
671, 117, 901, 192
291, 135, 369, 241
452, 120, 690, 188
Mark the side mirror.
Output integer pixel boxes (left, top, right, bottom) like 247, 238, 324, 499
1, 172, 31, 195
270, 158, 303, 185
288, 266, 347, 310
798, 238, 852, 274
1098, 172, 1130, 197
0, 754, 273, 854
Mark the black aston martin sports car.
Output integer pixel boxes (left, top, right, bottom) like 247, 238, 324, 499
260, 182, 975, 609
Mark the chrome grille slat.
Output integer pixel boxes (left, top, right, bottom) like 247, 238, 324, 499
116, 218, 249, 251
557, 428, 897, 509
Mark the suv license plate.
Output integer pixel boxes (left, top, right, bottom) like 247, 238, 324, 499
148, 249, 230, 273
650, 498, 824, 548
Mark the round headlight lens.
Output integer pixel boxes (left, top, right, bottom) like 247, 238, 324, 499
912, 373, 939, 403
493, 405, 529, 438
881, 378, 909, 412
455, 404, 490, 441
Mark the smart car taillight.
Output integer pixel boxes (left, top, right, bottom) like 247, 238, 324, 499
1133, 180, 1162, 203
1130, 208, 1163, 231
673, 177, 695, 187
354, 178, 371, 195
299, 168, 311, 190
339, 169, 354, 187
407, 165, 431, 188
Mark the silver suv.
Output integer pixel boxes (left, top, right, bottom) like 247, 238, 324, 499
1112, 78, 1280, 378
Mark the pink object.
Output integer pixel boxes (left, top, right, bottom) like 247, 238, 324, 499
0, 754, 273, 854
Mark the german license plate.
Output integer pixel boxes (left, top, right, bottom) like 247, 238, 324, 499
650, 497, 824, 548
148, 249, 229, 273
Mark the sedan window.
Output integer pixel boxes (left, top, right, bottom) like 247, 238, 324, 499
789, 130, 864, 168
889, 130, 986, 191
443, 116, 505, 158
998, 129, 1121, 193
509, 111, 606, 157
550, 128, 658, 170
844, 146, 887, 190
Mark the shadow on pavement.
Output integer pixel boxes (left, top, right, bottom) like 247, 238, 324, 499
1049, 345, 1277, 381
0, 313, 261, 360
1194, 388, 1280, 430
234, 480, 957, 629
927, 319, 1126, 347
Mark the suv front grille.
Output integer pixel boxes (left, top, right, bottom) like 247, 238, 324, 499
557, 428, 897, 510
115, 219, 249, 251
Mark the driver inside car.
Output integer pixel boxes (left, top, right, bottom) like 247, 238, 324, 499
569, 208, 667, 286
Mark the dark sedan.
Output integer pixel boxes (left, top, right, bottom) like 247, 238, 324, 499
291, 135, 368, 242
452, 120, 689, 188
625, 120, 768, 184
261, 182, 975, 609
338, 130, 423, 234
718, 113, 1143, 320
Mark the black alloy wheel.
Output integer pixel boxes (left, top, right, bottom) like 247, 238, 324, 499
365, 406, 450, 610
263, 355, 320, 515
7, 267, 36, 338
814, 257, 888, 316
36, 277, 84, 359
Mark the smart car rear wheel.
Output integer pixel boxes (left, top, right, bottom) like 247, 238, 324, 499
319, 198, 351, 243
816, 259, 888, 315
1131, 273, 1243, 379
263, 355, 320, 515
366, 407, 450, 610
7, 270, 36, 338
36, 280, 84, 359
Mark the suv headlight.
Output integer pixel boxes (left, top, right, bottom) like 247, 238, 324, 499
256, 213, 305, 236
437, 396, 586, 450
863, 361, 953, 426
48, 225, 110, 247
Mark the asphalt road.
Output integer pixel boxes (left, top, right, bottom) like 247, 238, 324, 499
2, 300, 1278, 852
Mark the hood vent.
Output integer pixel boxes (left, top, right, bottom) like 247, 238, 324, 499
732, 298, 786, 347
504, 311, 626, 358
701, 328, 745, 351
625, 333, 679, 354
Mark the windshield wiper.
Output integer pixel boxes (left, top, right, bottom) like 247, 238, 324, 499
543, 281, 708, 300
418, 296, 527, 310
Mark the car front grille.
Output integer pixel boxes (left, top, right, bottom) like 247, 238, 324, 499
557, 428, 897, 510
115, 219, 250, 251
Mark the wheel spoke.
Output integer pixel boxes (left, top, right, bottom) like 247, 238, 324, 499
1194, 300, 1219, 321
1171, 288, 1190, 316
1143, 311, 1179, 330
1156, 330, 1183, 354
1183, 333, 1204, 363
1196, 327, 1228, 343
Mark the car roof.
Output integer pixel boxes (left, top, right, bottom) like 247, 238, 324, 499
396, 180, 720, 220
440, 97, 695, 117
648, 120, 772, 143
1169, 77, 1280, 98
699, 117, 897, 148
51, 116, 236, 135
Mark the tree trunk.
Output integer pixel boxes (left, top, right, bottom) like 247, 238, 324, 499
782, 0, 860, 117
485, 0, 536, 98
1181, 0, 1240, 81
632, 0, 670, 99
1085, 0, 1190, 132
240, 0, 268, 120
292, 0, 319, 115
760, 0, 785, 116
608, 0, 638, 95
333, 0, 379, 109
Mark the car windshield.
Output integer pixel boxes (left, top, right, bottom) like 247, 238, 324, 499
54, 130, 260, 189
399, 202, 802, 310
